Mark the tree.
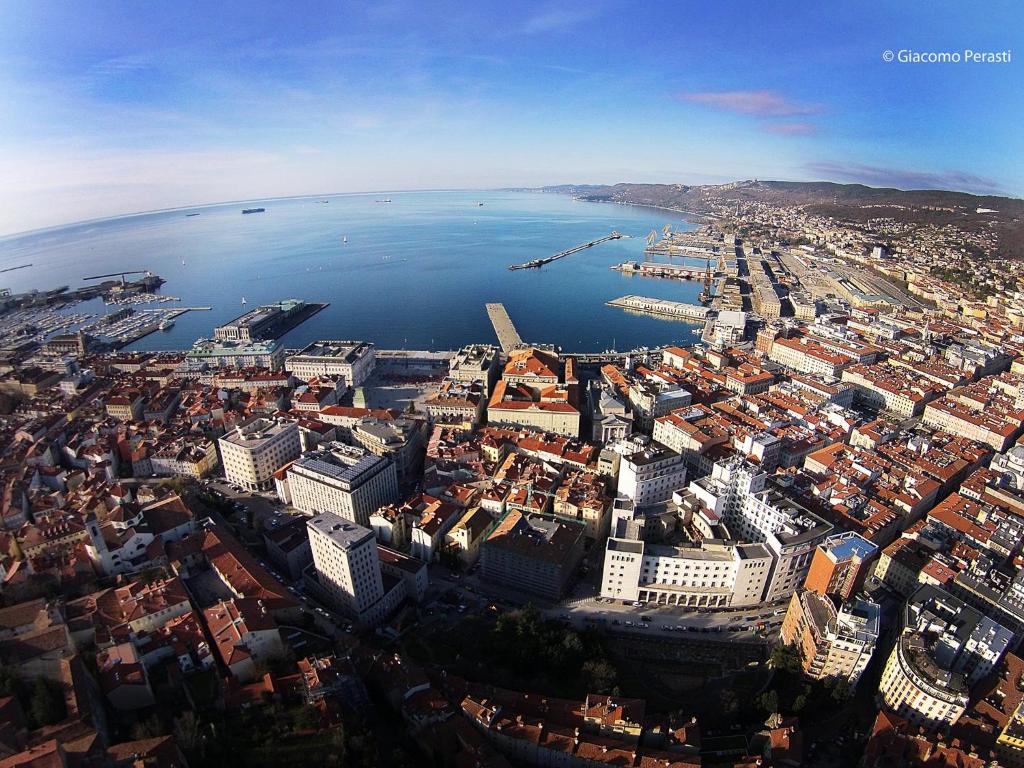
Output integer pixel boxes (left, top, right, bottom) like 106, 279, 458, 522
769, 644, 802, 674
293, 704, 322, 731
581, 659, 617, 694
131, 714, 166, 740
173, 711, 204, 753
0, 667, 24, 699
757, 689, 779, 715
830, 678, 851, 703
29, 679, 65, 727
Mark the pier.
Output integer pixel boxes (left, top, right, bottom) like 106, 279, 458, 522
606, 295, 714, 323
486, 303, 524, 353
508, 231, 622, 270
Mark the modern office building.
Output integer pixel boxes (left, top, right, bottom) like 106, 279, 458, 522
616, 446, 688, 507
219, 417, 301, 491
285, 442, 399, 526
781, 591, 879, 686
686, 457, 832, 602
804, 531, 879, 601
307, 513, 388, 626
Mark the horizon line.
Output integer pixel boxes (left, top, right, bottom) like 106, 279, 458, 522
1, 177, 1019, 242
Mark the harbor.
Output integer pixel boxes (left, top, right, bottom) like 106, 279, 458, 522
508, 231, 622, 270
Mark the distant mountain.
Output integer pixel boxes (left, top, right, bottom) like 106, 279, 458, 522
531, 181, 1024, 258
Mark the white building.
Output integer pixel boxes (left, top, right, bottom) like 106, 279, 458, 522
285, 340, 376, 387
601, 537, 772, 608
616, 447, 688, 507
878, 585, 1012, 731
688, 458, 832, 602
284, 442, 398, 526
307, 512, 390, 627
219, 417, 301, 491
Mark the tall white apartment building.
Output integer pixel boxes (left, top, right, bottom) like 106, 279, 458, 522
284, 442, 398, 526
616, 447, 688, 506
687, 457, 832, 602
218, 417, 301, 491
307, 512, 387, 626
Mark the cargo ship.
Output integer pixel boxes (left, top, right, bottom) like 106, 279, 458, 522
242, 207, 266, 214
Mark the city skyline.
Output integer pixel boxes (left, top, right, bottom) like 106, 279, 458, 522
1, 0, 1021, 236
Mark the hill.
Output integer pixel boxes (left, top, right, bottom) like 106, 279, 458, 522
531, 181, 1024, 258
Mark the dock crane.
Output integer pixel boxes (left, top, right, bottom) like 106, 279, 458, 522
82, 270, 154, 286
699, 256, 714, 304
662, 224, 672, 237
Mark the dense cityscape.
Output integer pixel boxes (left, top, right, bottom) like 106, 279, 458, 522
1, 187, 1023, 768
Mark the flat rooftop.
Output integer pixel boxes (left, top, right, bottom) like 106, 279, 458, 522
290, 340, 374, 362
308, 511, 375, 550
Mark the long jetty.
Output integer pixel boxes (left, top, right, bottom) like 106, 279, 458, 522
508, 231, 622, 270
485, 303, 524, 353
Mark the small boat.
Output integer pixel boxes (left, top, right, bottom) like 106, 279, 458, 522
241, 297, 247, 304
375, 198, 391, 203
242, 207, 265, 214
477, 202, 484, 206
186, 213, 200, 217
342, 235, 348, 244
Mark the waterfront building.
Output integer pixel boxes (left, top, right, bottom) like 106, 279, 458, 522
488, 348, 581, 438
285, 339, 376, 387
449, 344, 500, 394
185, 338, 284, 372
213, 299, 314, 343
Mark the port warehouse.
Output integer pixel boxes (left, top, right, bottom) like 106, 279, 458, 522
606, 295, 713, 322
213, 298, 328, 343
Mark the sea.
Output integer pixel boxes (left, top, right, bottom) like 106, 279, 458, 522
0, 190, 710, 354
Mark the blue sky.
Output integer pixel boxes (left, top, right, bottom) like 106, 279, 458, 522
0, 0, 1021, 235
